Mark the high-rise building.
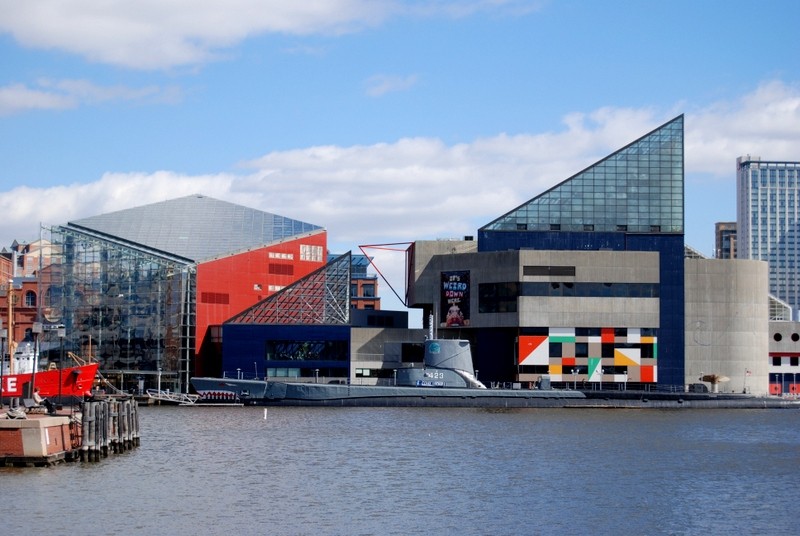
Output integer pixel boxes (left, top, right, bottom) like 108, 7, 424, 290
737, 156, 800, 319
714, 222, 737, 259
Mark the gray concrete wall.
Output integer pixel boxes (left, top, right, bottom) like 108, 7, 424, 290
768, 321, 800, 392
684, 258, 769, 395
517, 249, 660, 328
415, 247, 660, 329
407, 239, 478, 307
350, 326, 427, 365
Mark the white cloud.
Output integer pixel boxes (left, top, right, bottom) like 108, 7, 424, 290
365, 74, 419, 97
2, 81, 799, 278
686, 80, 800, 176
0, 172, 236, 245
0, 1, 543, 70
0, 79, 181, 115
0, 83, 76, 115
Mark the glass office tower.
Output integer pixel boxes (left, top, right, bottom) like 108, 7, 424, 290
737, 156, 800, 319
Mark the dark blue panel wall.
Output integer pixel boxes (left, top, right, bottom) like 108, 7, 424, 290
222, 324, 351, 377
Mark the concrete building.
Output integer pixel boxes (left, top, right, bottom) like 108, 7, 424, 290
684, 257, 769, 395
737, 156, 800, 319
768, 321, 800, 395
405, 116, 771, 394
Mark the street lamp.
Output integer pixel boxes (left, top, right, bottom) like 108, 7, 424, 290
30, 322, 42, 397
314, 368, 319, 384
624, 370, 628, 391
572, 368, 577, 390
57, 326, 66, 403
600, 368, 605, 391
0, 321, 5, 408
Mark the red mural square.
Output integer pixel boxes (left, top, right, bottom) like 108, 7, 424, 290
640, 365, 654, 383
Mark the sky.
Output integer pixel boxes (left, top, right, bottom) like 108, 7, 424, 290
1, 0, 799, 314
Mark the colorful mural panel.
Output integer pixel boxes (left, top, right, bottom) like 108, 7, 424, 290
518, 327, 658, 384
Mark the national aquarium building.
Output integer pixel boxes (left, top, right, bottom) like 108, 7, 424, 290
407, 115, 768, 392
210, 114, 768, 393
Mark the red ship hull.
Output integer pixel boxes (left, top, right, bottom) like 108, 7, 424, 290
0, 363, 99, 399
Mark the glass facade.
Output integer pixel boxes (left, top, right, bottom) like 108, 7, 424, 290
483, 116, 684, 234
43, 225, 195, 392
39, 195, 324, 392
737, 157, 800, 319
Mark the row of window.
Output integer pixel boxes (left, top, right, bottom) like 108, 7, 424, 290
773, 332, 800, 342
4, 290, 38, 307
478, 282, 660, 314
268, 252, 294, 260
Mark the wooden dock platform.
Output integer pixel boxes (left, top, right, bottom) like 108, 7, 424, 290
0, 397, 140, 467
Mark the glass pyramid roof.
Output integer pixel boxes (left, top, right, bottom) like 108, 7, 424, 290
227, 252, 351, 325
68, 194, 323, 261
481, 115, 684, 234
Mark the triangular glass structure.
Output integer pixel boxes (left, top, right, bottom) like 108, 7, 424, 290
226, 252, 351, 325
481, 115, 684, 234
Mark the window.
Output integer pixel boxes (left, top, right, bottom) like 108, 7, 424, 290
300, 244, 323, 262
361, 284, 375, 298
478, 282, 519, 313
25, 290, 36, 307
269, 263, 294, 275
268, 252, 294, 260
200, 292, 230, 304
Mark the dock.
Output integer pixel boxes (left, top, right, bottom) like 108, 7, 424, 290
0, 397, 140, 467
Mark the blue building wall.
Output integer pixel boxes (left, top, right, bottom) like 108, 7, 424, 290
222, 324, 351, 379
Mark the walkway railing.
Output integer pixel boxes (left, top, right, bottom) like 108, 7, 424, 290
145, 389, 200, 405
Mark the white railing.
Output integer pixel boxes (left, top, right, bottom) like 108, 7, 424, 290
145, 389, 200, 405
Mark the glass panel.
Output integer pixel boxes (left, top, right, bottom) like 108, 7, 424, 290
482, 116, 684, 233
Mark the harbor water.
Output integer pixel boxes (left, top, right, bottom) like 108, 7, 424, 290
2, 405, 798, 535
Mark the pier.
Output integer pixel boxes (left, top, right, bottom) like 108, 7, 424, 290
0, 396, 140, 467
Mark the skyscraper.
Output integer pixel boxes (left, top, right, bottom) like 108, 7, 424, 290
714, 221, 737, 259
737, 156, 800, 319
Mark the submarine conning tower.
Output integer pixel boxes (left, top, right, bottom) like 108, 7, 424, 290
424, 339, 486, 389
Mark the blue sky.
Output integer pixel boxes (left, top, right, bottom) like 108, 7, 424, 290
1, 0, 799, 309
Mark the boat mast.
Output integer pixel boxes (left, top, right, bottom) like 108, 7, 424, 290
7, 278, 13, 375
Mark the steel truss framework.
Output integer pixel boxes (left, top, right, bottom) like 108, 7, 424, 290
228, 252, 351, 325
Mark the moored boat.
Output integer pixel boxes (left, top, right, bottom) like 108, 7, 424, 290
1, 341, 98, 400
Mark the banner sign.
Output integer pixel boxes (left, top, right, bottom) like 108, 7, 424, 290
441, 271, 470, 327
